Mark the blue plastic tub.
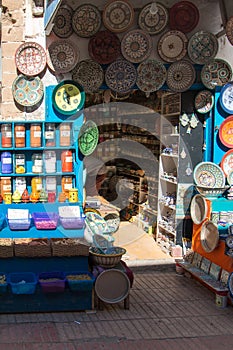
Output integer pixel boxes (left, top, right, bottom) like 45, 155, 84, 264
8, 272, 37, 295
0, 272, 8, 294
65, 271, 95, 292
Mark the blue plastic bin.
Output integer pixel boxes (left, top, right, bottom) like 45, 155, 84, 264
0, 272, 8, 294
8, 272, 37, 295
65, 271, 95, 292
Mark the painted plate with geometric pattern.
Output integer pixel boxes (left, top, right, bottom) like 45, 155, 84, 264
219, 116, 233, 149
194, 90, 214, 114
221, 149, 233, 177
188, 31, 219, 65
15, 42, 47, 76
102, 0, 134, 33
226, 16, 233, 46
138, 2, 169, 35
169, 1, 199, 33
157, 30, 188, 63
201, 59, 233, 90
121, 29, 152, 64
136, 59, 166, 92
193, 161, 225, 188
78, 120, 99, 156
46, 40, 79, 74
166, 60, 196, 92
12, 74, 44, 107
72, 4, 101, 38
105, 59, 137, 93
52, 4, 74, 38
72, 59, 104, 93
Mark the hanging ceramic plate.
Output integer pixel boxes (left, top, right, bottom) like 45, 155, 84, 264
157, 30, 188, 63
194, 90, 214, 114
226, 16, 233, 46
166, 60, 196, 93
219, 82, 233, 114
138, 2, 169, 35
190, 194, 208, 225
105, 59, 137, 93
221, 149, 233, 177
72, 59, 104, 93
121, 29, 153, 64
102, 0, 134, 33
78, 120, 99, 156
200, 220, 219, 253
72, 4, 101, 38
219, 116, 233, 149
52, 4, 74, 38
193, 161, 225, 188
47, 40, 79, 74
201, 59, 233, 90
136, 59, 166, 92
227, 169, 233, 185
228, 272, 233, 297
169, 1, 199, 33
188, 31, 219, 65
88, 30, 121, 65
12, 74, 44, 107
15, 42, 47, 76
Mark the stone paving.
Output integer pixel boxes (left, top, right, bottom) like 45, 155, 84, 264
0, 265, 233, 349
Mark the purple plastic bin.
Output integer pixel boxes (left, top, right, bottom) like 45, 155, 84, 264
38, 271, 65, 293
32, 212, 58, 230
59, 215, 85, 229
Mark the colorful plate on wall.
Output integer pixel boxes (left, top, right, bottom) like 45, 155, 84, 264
138, 2, 169, 35
219, 115, 233, 148
201, 59, 232, 90
169, 1, 199, 33
136, 59, 166, 93
226, 16, 233, 46
12, 74, 44, 107
72, 4, 101, 38
194, 90, 214, 114
157, 30, 188, 63
188, 31, 219, 65
105, 59, 137, 93
15, 42, 47, 76
193, 161, 225, 188
47, 40, 79, 74
78, 120, 99, 156
72, 59, 104, 93
166, 60, 196, 93
221, 149, 233, 177
121, 29, 152, 64
52, 4, 74, 38
102, 0, 134, 33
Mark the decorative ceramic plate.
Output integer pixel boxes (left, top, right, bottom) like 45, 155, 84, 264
193, 161, 225, 188
166, 60, 196, 92
226, 16, 233, 46
136, 59, 166, 92
78, 120, 99, 156
52, 4, 74, 38
200, 220, 219, 253
219, 116, 233, 149
12, 74, 44, 107
190, 194, 208, 225
157, 30, 188, 63
227, 169, 233, 185
121, 29, 152, 64
228, 273, 233, 297
201, 59, 233, 90
188, 31, 219, 65
105, 59, 137, 93
72, 4, 101, 38
138, 2, 169, 35
221, 149, 233, 177
72, 59, 104, 93
102, 0, 134, 33
88, 30, 121, 65
47, 40, 79, 74
15, 42, 47, 76
195, 90, 214, 114
226, 234, 233, 249
219, 82, 233, 114
169, 1, 199, 33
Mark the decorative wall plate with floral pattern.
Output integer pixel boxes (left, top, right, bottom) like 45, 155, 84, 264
166, 60, 196, 92
138, 2, 169, 35
219, 116, 233, 149
15, 42, 47, 76
194, 90, 214, 114
193, 161, 225, 188
72, 59, 104, 93
226, 16, 233, 46
78, 120, 99, 156
136, 59, 166, 92
169, 1, 199, 33
201, 59, 232, 90
105, 59, 137, 93
121, 29, 152, 63
53, 4, 74, 38
188, 31, 219, 65
102, 0, 134, 33
221, 149, 233, 177
157, 30, 188, 62
72, 4, 101, 38
12, 74, 44, 107
47, 40, 79, 74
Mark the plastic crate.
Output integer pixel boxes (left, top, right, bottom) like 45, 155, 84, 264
8, 272, 37, 295
7, 215, 32, 231
38, 271, 66, 293
0, 273, 8, 294
32, 212, 59, 230
59, 215, 85, 229
65, 271, 95, 292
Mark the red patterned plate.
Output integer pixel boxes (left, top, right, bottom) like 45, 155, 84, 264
169, 1, 199, 33
221, 149, 233, 177
15, 42, 47, 76
219, 115, 233, 149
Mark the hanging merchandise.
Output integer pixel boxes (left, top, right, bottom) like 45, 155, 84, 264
32, 153, 43, 173
45, 123, 56, 147
59, 123, 71, 147
61, 150, 73, 172
1, 152, 12, 174
44, 151, 56, 173
180, 113, 199, 134
194, 90, 214, 114
1, 124, 12, 148
30, 124, 42, 147
219, 115, 233, 148
15, 124, 25, 148
15, 154, 26, 174
78, 120, 99, 156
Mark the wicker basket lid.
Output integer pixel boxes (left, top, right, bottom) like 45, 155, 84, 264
200, 220, 219, 253
190, 194, 208, 225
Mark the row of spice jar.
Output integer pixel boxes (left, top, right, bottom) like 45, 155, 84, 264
1, 123, 72, 148
1, 150, 74, 174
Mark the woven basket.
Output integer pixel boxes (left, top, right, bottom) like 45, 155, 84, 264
14, 238, 51, 257
51, 238, 90, 257
0, 239, 14, 258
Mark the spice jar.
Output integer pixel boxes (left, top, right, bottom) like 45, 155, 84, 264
45, 123, 56, 146
32, 153, 43, 173
31, 177, 42, 194
61, 150, 73, 172
1, 124, 12, 148
30, 123, 41, 147
44, 151, 56, 173
61, 176, 73, 198
46, 176, 57, 193
1, 152, 12, 174
15, 124, 25, 148
15, 154, 26, 174
0, 177, 11, 198
59, 123, 71, 146
69, 188, 78, 203
15, 177, 26, 195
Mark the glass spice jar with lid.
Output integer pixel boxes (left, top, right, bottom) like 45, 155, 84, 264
61, 176, 73, 198
32, 153, 43, 173
1, 124, 12, 148
59, 123, 71, 146
44, 151, 56, 173
15, 124, 25, 148
30, 123, 41, 147
45, 123, 56, 147
15, 154, 26, 174
0, 177, 11, 198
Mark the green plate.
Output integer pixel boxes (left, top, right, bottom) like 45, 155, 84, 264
78, 120, 99, 156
